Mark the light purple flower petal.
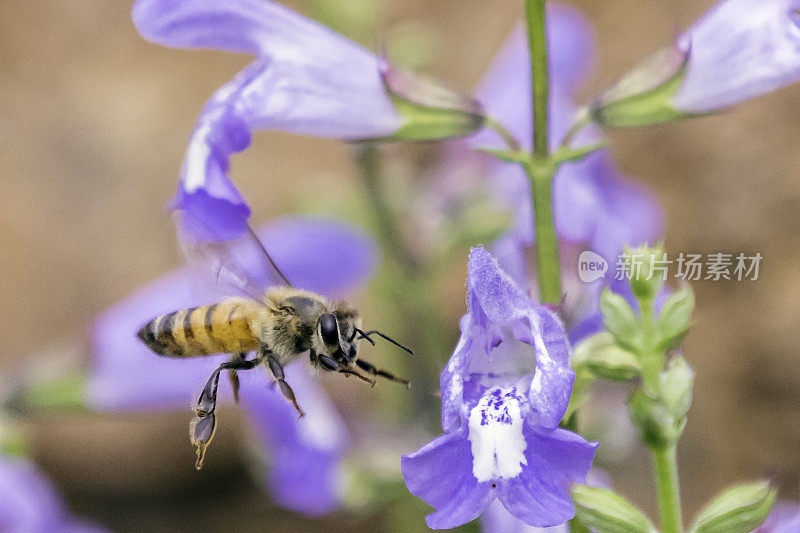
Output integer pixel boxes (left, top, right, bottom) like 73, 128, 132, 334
482, 499, 568, 533
133, 0, 402, 240
0, 456, 108, 532
401, 429, 495, 530
673, 0, 800, 112
88, 217, 376, 410
497, 427, 597, 528
755, 501, 800, 533
238, 365, 347, 516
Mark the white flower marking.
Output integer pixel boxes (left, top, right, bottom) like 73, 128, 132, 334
468, 386, 527, 482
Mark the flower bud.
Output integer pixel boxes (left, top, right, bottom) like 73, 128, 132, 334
659, 356, 694, 420
571, 484, 658, 533
628, 389, 686, 449
690, 481, 777, 533
625, 243, 666, 302
379, 60, 486, 141
600, 289, 641, 353
656, 287, 694, 353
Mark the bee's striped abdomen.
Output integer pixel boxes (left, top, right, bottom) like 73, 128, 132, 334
137, 299, 262, 357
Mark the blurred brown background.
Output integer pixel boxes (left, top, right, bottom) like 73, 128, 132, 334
1, 0, 798, 531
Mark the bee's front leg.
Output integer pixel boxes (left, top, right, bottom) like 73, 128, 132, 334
317, 353, 376, 386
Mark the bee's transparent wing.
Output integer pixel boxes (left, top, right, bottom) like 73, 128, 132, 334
177, 216, 292, 300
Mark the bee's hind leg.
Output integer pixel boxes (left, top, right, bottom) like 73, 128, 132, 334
265, 352, 305, 419
227, 352, 249, 404
191, 356, 260, 470
355, 359, 410, 388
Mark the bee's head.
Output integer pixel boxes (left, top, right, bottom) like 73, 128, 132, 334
316, 305, 361, 362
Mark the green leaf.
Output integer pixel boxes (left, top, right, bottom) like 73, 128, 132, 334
600, 289, 641, 353
690, 481, 777, 533
656, 287, 695, 353
659, 356, 694, 420
574, 332, 642, 382
571, 485, 658, 533
8, 373, 88, 414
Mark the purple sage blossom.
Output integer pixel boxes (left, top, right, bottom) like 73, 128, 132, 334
89, 216, 376, 516
0, 455, 108, 532
673, 0, 800, 113
133, 0, 482, 241
401, 248, 597, 529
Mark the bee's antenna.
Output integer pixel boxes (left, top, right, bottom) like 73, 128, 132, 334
353, 328, 375, 346
359, 329, 414, 356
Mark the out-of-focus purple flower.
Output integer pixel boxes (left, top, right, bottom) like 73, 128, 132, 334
674, 0, 800, 112
0, 455, 108, 532
133, 0, 483, 241
593, 0, 800, 127
430, 3, 661, 342
402, 249, 597, 529
88, 216, 375, 516
754, 501, 800, 532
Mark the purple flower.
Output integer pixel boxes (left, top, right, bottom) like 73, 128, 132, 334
89, 216, 376, 516
0, 455, 108, 532
674, 0, 800, 113
401, 248, 597, 529
440, 3, 661, 341
133, 0, 482, 241
754, 501, 800, 533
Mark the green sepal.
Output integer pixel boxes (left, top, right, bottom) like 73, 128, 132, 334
600, 289, 642, 353
563, 334, 601, 421
552, 141, 608, 164
690, 481, 777, 533
659, 356, 694, 420
574, 332, 642, 382
377, 62, 485, 142
476, 148, 530, 167
571, 484, 658, 533
591, 44, 707, 128
628, 388, 686, 449
656, 286, 695, 353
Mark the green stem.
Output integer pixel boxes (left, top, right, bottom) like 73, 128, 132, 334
529, 162, 561, 303
525, 0, 549, 160
355, 144, 418, 271
652, 445, 683, 533
639, 298, 661, 394
524, 0, 561, 304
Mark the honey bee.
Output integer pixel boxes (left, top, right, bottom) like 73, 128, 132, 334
136, 224, 412, 469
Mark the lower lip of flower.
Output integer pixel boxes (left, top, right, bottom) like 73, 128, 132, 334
467, 386, 528, 482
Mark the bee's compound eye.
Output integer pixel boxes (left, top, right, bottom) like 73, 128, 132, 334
319, 313, 339, 346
